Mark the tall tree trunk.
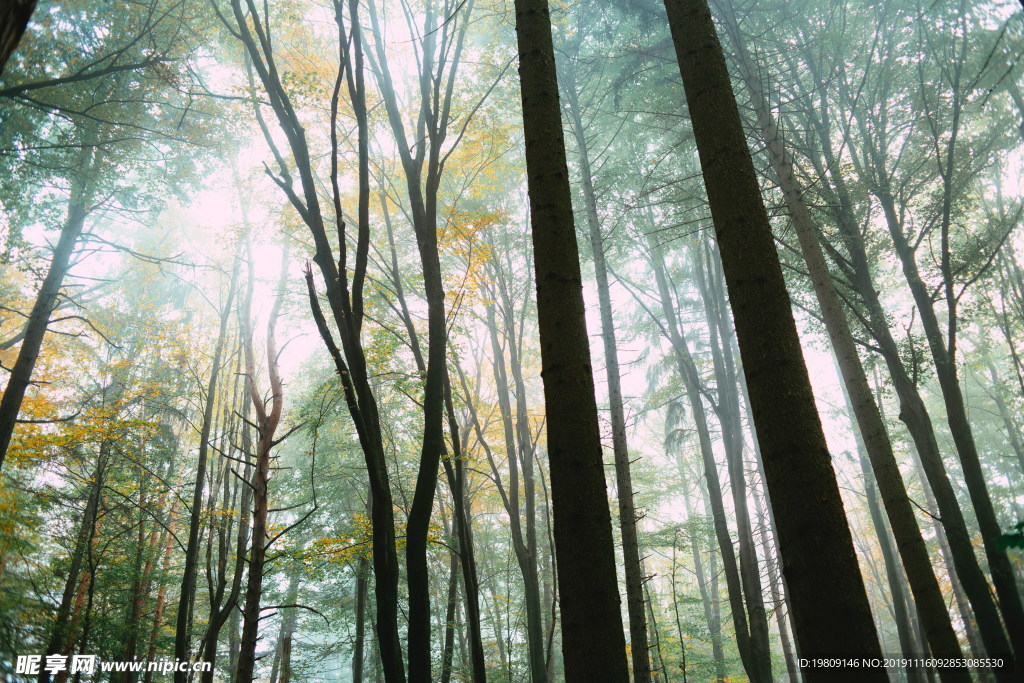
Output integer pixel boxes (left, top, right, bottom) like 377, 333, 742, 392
120, 460, 158, 683
0, 163, 91, 468
173, 249, 241, 683
439, 536, 460, 683
719, 15, 967, 672
352, 553, 369, 683
468, 301, 547, 683
799, 91, 1014, 671
661, 0, 884, 676
235, 247, 287, 683
442, 375, 487, 682
200, 385, 253, 683
39, 450, 106, 683
680, 477, 727, 682
647, 241, 762, 678
0, 0, 35, 74
837, 55, 1024, 658
874, 174, 1024, 663
493, 249, 549, 682
697, 247, 774, 680
363, 1, 478, 672
233, 0, 405, 673
562, 69, 651, 683
751, 473, 799, 683
512, 2, 629, 676
142, 490, 182, 683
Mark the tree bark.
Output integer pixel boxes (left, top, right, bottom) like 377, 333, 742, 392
661, 0, 884, 676
562, 67, 651, 683
0, 0, 35, 74
0, 167, 91, 469
512, 3, 630, 678
719, 15, 968, 672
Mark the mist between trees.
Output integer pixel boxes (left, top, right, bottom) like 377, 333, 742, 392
1, 0, 1023, 681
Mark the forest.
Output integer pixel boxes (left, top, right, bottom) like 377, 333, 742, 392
0, 0, 1023, 681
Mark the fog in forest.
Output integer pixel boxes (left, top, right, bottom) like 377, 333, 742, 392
1, 0, 1023, 681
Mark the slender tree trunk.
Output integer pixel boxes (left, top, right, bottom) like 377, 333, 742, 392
697, 247, 774, 680
512, 2, 629, 677
439, 542, 459, 683
680, 479, 727, 682
470, 302, 547, 683
661, 0, 884, 675
173, 250, 241, 683
200, 392, 252, 683
441, 375, 487, 682
720, 16, 967, 672
234, 0, 405, 673
645, 584, 666, 682
39, 452, 105, 683
752, 475, 799, 683
493, 253, 549, 682
802, 99, 1014, 672
235, 247, 287, 683
120, 463, 157, 683
875, 179, 1024, 662
984, 361, 1024, 478
269, 573, 301, 683
563, 72, 651, 683
670, 533, 689, 683
143, 491, 182, 683
352, 554, 369, 683
0, 165, 91, 468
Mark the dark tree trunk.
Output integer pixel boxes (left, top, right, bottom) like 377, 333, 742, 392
173, 251, 241, 683
719, 15, 968, 672
0, 170, 90, 468
799, 93, 1014, 672
200, 388, 253, 683
441, 375, 487, 682
39, 451, 106, 683
352, 554, 369, 683
661, 0, 884, 676
439, 533, 459, 683
562, 69, 651, 683
512, 1, 630, 678
231, 0, 405, 674
0, 0, 34, 74
363, 0, 478, 672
